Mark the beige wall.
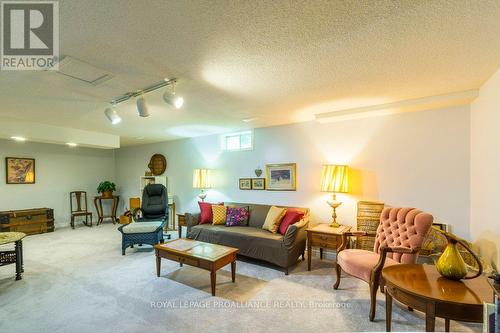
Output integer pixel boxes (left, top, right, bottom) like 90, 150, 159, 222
470, 69, 500, 270
0, 139, 115, 226
116, 105, 470, 238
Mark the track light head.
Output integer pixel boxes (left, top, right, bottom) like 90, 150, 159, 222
136, 96, 150, 117
163, 91, 184, 109
104, 107, 121, 125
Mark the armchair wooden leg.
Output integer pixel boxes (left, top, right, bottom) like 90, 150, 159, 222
369, 280, 379, 322
334, 263, 342, 289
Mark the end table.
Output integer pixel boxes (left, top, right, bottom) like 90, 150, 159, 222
383, 264, 491, 332
306, 224, 350, 271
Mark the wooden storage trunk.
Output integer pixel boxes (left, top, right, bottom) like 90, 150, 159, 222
0, 208, 54, 235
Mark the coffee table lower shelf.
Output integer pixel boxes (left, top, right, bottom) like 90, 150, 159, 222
154, 239, 238, 296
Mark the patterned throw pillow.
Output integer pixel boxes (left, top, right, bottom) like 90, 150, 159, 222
211, 205, 226, 225
225, 206, 250, 227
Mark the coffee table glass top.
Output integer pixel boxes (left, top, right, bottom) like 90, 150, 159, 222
157, 239, 238, 261
383, 264, 491, 305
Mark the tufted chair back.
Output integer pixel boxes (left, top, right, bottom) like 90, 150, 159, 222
373, 207, 433, 264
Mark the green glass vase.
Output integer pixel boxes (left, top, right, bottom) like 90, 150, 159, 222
435, 231, 482, 280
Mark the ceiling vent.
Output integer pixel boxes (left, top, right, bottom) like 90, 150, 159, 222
56, 56, 114, 86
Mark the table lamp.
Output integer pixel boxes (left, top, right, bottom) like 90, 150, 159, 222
193, 168, 211, 202
320, 165, 349, 227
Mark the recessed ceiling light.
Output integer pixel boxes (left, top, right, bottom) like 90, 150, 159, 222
11, 136, 26, 142
242, 117, 258, 123
66, 142, 77, 147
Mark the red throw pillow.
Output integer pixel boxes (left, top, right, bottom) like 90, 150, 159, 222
198, 202, 223, 224
279, 209, 304, 235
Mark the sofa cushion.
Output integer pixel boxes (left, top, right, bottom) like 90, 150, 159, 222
337, 249, 399, 282
225, 202, 271, 228
262, 206, 286, 233
122, 221, 162, 234
212, 205, 226, 225
189, 224, 283, 248
279, 209, 304, 235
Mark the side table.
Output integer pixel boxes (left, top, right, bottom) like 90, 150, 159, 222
177, 213, 185, 239
94, 195, 119, 225
306, 224, 350, 271
383, 264, 491, 332
0, 232, 26, 280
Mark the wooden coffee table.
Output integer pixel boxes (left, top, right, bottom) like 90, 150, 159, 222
383, 264, 492, 332
154, 239, 238, 296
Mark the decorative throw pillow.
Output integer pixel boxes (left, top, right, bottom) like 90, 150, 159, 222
225, 206, 250, 227
211, 205, 227, 225
198, 201, 223, 224
262, 206, 286, 233
279, 209, 305, 235
198, 202, 213, 224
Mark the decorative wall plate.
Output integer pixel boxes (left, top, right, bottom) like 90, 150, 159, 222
148, 154, 167, 175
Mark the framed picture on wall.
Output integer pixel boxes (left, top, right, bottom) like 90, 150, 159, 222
239, 178, 252, 190
5, 157, 36, 184
251, 178, 265, 190
266, 163, 296, 191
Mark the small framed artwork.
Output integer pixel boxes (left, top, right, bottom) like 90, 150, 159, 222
5, 157, 36, 184
251, 178, 265, 190
239, 178, 252, 190
266, 163, 296, 191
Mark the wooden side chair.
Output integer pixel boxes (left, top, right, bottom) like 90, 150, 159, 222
70, 191, 93, 229
334, 207, 433, 321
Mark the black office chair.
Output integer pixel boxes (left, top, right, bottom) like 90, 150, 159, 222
118, 184, 170, 255
133, 184, 170, 224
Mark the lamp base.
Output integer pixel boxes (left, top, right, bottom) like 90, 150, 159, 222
198, 190, 207, 202
327, 193, 342, 228
329, 220, 341, 228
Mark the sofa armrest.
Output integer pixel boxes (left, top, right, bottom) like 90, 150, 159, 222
185, 213, 200, 232
283, 217, 309, 247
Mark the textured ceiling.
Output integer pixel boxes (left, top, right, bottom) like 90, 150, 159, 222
1, 0, 500, 146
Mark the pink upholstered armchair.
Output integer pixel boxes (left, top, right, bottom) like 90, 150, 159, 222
334, 207, 433, 321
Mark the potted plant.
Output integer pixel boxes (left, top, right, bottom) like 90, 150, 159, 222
97, 181, 116, 198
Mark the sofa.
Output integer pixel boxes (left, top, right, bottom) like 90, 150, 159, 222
185, 202, 310, 274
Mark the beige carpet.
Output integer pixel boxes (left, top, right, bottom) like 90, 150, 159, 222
0, 223, 480, 333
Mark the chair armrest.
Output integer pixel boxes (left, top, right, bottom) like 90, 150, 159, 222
380, 246, 419, 255
337, 231, 378, 252
371, 246, 420, 282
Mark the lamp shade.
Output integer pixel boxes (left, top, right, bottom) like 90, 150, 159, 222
320, 165, 349, 193
193, 169, 211, 189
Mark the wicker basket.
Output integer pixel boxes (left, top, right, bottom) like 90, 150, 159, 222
355, 201, 384, 250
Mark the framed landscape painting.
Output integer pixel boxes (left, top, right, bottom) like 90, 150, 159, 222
239, 178, 252, 190
266, 163, 296, 191
6, 157, 36, 184
251, 178, 265, 190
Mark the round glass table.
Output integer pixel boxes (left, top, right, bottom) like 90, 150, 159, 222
0, 232, 26, 280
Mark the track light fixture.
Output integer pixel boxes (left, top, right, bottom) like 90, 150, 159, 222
163, 82, 184, 109
136, 96, 150, 117
105, 78, 183, 124
104, 106, 121, 125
